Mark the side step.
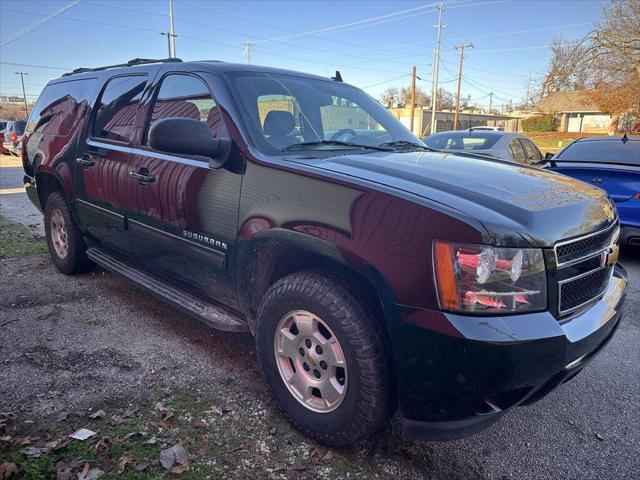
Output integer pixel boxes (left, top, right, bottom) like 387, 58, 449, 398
87, 247, 249, 333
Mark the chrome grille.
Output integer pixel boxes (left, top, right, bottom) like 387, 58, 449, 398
554, 223, 619, 317
558, 266, 612, 314
555, 223, 617, 266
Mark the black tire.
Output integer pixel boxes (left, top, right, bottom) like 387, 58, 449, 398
44, 191, 91, 274
255, 271, 393, 447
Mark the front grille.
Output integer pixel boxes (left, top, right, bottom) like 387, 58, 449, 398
558, 266, 612, 314
552, 223, 619, 318
555, 224, 617, 266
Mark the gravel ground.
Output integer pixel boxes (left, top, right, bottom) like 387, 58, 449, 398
1, 153, 638, 478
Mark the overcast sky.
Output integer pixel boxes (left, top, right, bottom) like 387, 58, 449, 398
0, 0, 606, 109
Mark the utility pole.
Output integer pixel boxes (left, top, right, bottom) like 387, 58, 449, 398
410, 66, 416, 133
15, 71, 29, 117
508, 99, 512, 113
488, 92, 493, 113
429, 1, 445, 134
452, 43, 472, 131
242, 41, 254, 64
168, 0, 177, 57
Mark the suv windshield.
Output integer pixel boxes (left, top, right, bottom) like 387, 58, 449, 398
226, 71, 424, 154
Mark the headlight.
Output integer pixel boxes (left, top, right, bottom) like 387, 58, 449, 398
433, 240, 547, 314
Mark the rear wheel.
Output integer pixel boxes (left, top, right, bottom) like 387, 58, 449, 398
44, 191, 91, 274
255, 271, 393, 446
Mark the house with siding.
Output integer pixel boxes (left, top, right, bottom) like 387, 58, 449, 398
536, 90, 612, 133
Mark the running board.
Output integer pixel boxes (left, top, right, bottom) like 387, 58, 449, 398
87, 247, 248, 332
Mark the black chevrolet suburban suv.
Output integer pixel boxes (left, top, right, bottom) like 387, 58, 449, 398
22, 58, 627, 446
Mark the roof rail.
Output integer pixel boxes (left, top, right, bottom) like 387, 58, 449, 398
62, 57, 183, 77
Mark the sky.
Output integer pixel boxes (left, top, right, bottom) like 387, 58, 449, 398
0, 0, 607, 111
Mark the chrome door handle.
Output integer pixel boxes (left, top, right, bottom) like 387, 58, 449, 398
129, 170, 155, 184
591, 177, 603, 184
76, 155, 94, 167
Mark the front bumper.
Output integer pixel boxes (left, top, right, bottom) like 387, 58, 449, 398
388, 265, 627, 441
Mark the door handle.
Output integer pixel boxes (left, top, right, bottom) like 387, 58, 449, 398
76, 154, 95, 167
129, 169, 155, 184
591, 177, 603, 184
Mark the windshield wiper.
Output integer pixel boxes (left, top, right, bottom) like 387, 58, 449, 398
378, 140, 435, 151
282, 140, 394, 152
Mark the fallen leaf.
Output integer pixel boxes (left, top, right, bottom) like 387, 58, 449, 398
273, 463, 286, 472
170, 462, 190, 474
21, 441, 59, 458
117, 453, 136, 474
321, 450, 334, 462
110, 415, 123, 425
204, 406, 223, 416
89, 410, 106, 420
156, 409, 176, 428
0, 462, 18, 479
292, 463, 308, 471
198, 447, 208, 457
194, 418, 208, 429
91, 437, 110, 453
0, 435, 12, 444
136, 462, 150, 472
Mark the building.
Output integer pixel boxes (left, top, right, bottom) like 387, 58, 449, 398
387, 106, 516, 136
536, 90, 612, 133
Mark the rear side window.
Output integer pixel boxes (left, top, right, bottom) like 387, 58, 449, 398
520, 138, 542, 163
146, 73, 225, 142
92, 75, 147, 143
26, 78, 97, 136
509, 139, 526, 163
557, 140, 639, 166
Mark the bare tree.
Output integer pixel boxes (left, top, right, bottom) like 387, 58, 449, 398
540, 0, 640, 119
380, 85, 431, 107
380, 87, 400, 107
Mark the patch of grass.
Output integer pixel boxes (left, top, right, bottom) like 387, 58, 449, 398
1, 389, 417, 479
0, 215, 46, 259
524, 131, 607, 152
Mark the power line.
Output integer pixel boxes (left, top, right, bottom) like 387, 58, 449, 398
359, 74, 410, 89
430, 1, 445, 134
0, 0, 79, 47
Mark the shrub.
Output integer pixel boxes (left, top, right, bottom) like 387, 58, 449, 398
522, 114, 556, 132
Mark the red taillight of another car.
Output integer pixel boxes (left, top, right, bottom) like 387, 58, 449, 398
11, 132, 17, 143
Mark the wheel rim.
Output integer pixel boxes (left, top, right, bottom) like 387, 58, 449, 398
50, 208, 69, 259
273, 310, 348, 413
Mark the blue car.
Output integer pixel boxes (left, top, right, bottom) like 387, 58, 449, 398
547, 136, 639, 246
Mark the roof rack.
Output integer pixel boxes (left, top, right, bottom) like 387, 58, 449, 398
62, 57, 183, 77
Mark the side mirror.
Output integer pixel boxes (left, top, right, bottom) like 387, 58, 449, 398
148, 117, 231, 168
544, 152, 555, 160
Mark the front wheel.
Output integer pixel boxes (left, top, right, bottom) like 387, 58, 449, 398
255, 271, 393, 446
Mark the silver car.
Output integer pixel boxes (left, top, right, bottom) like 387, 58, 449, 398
422, 130, 543, 165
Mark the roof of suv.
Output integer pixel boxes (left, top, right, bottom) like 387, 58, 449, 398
56, 58, 340, 85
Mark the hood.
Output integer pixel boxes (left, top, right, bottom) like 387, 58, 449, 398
292, 150, 616, 247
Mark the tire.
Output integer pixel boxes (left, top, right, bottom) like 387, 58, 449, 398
44, 191, 91, 274
255, 271, 393, 446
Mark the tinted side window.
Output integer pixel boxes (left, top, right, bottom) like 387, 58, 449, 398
520, 139, 542, 163
26, 78, 97, 136
557, 140, 639, 166
93, 75, 147, 142
147, 74, 225, 143
509, 139, 526, 163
